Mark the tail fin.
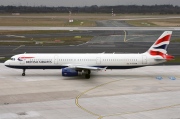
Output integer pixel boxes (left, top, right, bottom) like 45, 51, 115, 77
147, 31, 174, 60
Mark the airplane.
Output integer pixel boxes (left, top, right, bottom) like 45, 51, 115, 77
4, 31, 174, 79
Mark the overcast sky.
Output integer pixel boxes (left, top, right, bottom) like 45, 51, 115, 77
0, 0, 180, 7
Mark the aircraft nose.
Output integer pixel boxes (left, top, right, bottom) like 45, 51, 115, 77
4, 60, 10, 66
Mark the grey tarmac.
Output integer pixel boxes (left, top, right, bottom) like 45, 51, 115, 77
0, 64, 180, 119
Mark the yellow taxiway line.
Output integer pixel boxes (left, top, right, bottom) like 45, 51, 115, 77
75, 76, 180, 119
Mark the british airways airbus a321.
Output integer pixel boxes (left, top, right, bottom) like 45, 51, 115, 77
5, 31, 174, 79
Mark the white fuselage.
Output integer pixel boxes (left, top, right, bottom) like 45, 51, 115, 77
4, 53, 165, 69
4, 31, 172, 78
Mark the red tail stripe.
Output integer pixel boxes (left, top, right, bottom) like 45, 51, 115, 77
165, 55, 174, 61
150, 51, 165, 58
155, 35, 171, 45
150, 50, 174, 60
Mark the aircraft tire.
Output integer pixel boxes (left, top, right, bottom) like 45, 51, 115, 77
88, 70, 91, 75
85, 74, 90, 79
22, 73, 25, 76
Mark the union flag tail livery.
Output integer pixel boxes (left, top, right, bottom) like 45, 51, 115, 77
146, 31, 174, 61
4, 31, 174, 79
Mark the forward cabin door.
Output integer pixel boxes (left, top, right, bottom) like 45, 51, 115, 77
142, 55, 147, 64
20, 56, 25, 64
20, 59, 25, 64
54, 55, 59, 64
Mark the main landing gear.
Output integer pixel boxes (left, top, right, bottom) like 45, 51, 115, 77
85, 70, 91, 79
22, 69, 26, 76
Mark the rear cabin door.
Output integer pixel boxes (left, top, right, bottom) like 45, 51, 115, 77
142, 55, 147, 64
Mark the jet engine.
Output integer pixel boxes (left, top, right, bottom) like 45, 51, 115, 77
62, 68, 79, 77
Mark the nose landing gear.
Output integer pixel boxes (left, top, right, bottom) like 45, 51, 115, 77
22, 69, 26, 76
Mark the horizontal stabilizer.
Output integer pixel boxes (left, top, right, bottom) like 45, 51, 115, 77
154, 57, 164, 60
154, 54, 174, 61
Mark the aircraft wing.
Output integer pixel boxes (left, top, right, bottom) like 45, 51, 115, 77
62, 64, 106, 71
75, 66, 105, 70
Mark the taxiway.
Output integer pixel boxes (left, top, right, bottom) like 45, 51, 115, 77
0, 64, 180, 119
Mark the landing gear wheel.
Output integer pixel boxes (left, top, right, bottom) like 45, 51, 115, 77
87, 70, 91, 75
22, 73, 25, 76
85, 74, 90, 79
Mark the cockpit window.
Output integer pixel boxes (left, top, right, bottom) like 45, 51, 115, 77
10, 58, 15, 61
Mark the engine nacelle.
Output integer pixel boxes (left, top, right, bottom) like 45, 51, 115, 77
62, 68, 78, 77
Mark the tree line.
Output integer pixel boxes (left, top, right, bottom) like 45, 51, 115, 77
0, 5, 179, 14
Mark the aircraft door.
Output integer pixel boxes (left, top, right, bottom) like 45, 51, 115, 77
96, 57, 101, 64
54, 55, 59, 64
142, 55, 147, 64
20, 56, 25, 64
20, 59, 25, 64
